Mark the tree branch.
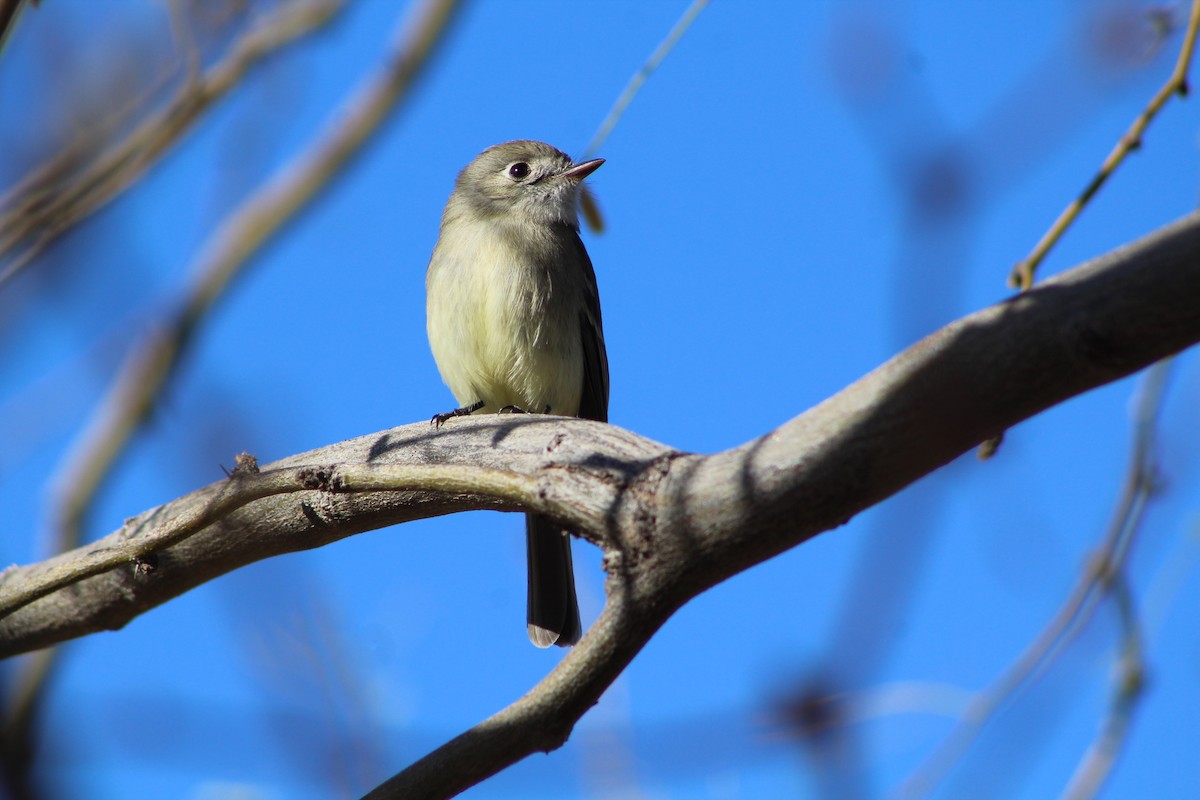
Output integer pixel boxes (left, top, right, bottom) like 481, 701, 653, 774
0, 211, 1198, 796
370, 211, 1200, 798
0, 0, 350, 285
0, 419, 670, 656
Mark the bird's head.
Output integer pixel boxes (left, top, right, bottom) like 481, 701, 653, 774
453, 140, 603, 229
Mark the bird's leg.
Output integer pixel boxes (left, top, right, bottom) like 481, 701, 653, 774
498, 404, 553, 414
431, 400, 485, 428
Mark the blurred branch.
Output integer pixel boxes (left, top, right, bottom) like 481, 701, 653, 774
894, 359, 1172, 799
1060, 573, 1145, 800
0, 0, 36, 58
0, 648, 55, 800
0, 0, 348, 287
0, 211, 1197, 795
1009, 0, 1200, 290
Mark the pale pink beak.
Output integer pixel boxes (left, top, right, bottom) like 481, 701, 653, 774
561, 158, 604, 182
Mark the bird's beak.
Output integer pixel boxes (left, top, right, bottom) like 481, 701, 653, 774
560, 158, 604, 182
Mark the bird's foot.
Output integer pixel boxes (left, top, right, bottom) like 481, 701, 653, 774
498, 404, 553, 415
431, 400, 485, 428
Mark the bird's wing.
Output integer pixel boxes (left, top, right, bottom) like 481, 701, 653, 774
573, 233, 609, 423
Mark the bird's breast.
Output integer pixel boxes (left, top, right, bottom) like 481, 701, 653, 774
426, 220, 584, 415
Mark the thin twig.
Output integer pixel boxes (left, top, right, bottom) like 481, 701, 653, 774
1008, 0, 1200, 290
893, 360, 1172, 799
578, 0, 711, 233
582, 0, 711, 159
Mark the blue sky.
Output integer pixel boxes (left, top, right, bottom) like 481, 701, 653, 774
2, 1, 1199, 798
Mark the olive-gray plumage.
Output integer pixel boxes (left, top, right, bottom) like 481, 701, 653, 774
426, 140, 608, 647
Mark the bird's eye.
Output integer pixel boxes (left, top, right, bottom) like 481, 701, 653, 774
507, 162, 531, 180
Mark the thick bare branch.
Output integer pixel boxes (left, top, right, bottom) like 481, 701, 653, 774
368, 211, 1200, 797
0, 212, 1197, 796
0, 419, 669, 656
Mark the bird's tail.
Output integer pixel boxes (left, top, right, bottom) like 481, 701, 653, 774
525, 514, 581, 647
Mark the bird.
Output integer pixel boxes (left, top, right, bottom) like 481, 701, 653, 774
425, 140, 609, 647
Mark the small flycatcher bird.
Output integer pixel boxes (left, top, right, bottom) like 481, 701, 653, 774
426, 140, 609, 647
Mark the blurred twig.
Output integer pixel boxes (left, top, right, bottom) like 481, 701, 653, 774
0, 0, 347, 287
582, 0, 710, 160
578, 0, 710, 234
1060, 573, 1145, 800
893, 359, 1172, 799
1009, 1, 1200, 290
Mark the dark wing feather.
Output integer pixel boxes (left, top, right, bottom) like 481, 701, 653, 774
572, 232, 609, 423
